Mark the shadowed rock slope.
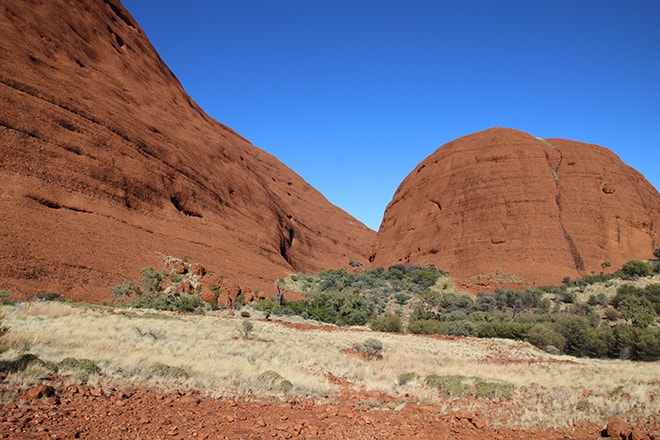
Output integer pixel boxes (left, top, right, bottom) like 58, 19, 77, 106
0, 0, 374, 302
372, 128, 660, 288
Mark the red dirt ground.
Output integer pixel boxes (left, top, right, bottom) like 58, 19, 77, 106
3, 377, 648, 440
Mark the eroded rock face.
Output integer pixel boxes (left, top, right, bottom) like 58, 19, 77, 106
0, 0, 374, 302
372, 128, 660, 288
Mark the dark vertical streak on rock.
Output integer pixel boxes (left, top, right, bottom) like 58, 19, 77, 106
544, 140, 585, 273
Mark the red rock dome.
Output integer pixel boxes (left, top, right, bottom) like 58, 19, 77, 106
371, 127, 660, 288
0, 0, 374, 302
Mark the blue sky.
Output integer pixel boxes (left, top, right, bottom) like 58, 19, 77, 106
122, 1, 660, 231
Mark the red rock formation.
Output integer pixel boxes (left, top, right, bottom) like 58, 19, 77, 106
372, 127, 660, 288
0, 0, 374, 302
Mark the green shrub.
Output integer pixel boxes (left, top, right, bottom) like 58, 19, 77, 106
127, 292, 206, 313
446, 320, 477, 337
605, 308, 620, 321
0, 312, 8, 341
438, 292, 474, 312
393, 293, 411, 305
256, 370, 293, 392
58, 357, 101, 383
352, 338, 383, 359
397, 372, 420, 385
407, 319, 448, 335
238, 320, 254, 339
0, 290, 13, 305
141, 266, 166, 293
618, 296, 655, 328
424, 375, 514, 399
613, 284, 660, 316
149, 362, 189, 379
58, 357, 101, 375
652, 260, 660, 274
570, 302, 601, 326
257, 298, 280, 319
477, 321, 533, 340
584, 325, 614, 358
111, 281, 140, 304
551, 315, 594, 357
653, 247, 660, 259
621, 260, 653, 278
556, 289, 576, 304
493, 288, 544, 311
576, 399, 590, 411
475, 292, 497, 312
473, 380, 515, 399
527, 324, 566, 352
613, 325, 660, 361
240, 311, 251, 318
232, 293, 246, 309
176, 294, 206, 313
370, 313, 403, 333
424, 374, 465, 396
0, 353, 57, 374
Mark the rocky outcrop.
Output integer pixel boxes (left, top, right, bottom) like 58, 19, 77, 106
0, 0, 374, 302
372, 128, 660, 288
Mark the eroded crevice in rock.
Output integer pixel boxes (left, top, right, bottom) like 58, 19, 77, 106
279, 225, 295, 266
102, 0, 137, 29
543, 139, 585, 273
26, 195, 92, 214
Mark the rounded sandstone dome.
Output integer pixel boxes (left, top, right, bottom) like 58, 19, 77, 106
371, 127, 660, 287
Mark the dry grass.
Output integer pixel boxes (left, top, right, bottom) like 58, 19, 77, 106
1, 302, 658, 428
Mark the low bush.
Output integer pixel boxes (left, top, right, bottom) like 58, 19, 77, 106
424, 374, 514, 399
352, 338, 383, 359
407, 319, 448, 335
445, 320, 477, 337
58, 357, 101, 375
238, 320, 254, 339
58, 357, 102, 383
148, 362, 189, 379
0, 290, 13, 305
256, 370, 293, 392
0, 353, 57, 374
127, 292, 206, 313
111, 281, 140, 304
551, 314, 595, 357
477, 321, 533, 340
613, 283, 660, 316
141, 266, 167, 293
526, 324, 566, 352
612, 325, 660, 361
618, 296, 655, 328
621, 260, 653, 279
370, 313, 403, 333
397, 372, 420, 385
256, 298, 280, 319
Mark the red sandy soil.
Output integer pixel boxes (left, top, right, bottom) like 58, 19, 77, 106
4, 377, 654, 440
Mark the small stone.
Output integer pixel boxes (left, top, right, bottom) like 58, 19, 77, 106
631, 426, 650, 440
605, 416, 631, 439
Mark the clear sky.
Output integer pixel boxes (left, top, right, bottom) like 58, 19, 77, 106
122, 0, 660, 231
